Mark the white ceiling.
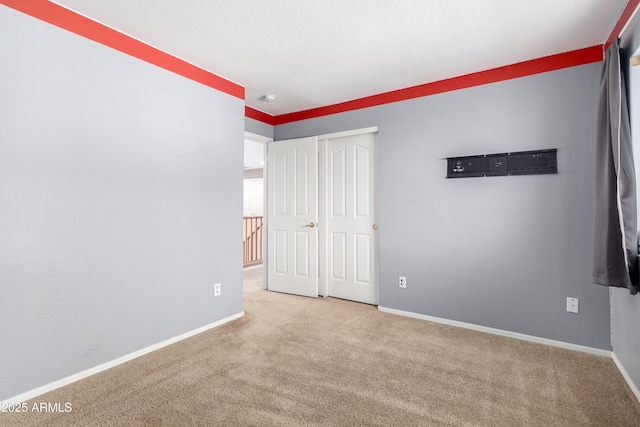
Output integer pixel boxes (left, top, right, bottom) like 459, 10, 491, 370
52, 0, 630, 116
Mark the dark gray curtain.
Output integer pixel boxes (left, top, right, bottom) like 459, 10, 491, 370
593, 39, 638, 295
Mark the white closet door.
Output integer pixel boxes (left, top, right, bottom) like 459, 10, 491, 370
266, 136, 318, 297
327, 132, 378, 304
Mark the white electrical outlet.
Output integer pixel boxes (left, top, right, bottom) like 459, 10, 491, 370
566, 297, 578, 313
214, 283, 221, 297
399, 276, 407, 288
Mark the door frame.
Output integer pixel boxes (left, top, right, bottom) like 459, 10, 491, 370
260, 126, 379, 300
244, 131, 272, 290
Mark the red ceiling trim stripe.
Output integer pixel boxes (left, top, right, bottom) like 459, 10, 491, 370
3, 0, 627, 127
0, 0, 244, 99
606, 0, 640, 50
245, 106, 277, 126
272, 46, 603, 126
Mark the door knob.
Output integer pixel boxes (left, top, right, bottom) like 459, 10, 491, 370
304, 222, 316, 228
373, 224, 378, 230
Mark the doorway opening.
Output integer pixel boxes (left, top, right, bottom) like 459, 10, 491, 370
243, 133, 270, 271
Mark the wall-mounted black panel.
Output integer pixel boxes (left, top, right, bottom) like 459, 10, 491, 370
485, 153, 508, 176
446, 149, 557, 178
447, 155, 487, 178
507, 149, 557, 175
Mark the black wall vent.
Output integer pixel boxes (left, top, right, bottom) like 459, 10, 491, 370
447, 149, 557, 178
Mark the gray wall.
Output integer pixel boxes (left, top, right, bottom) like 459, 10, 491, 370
276, 63, 611, 350
0, 7, 244, 400
245, 116, 274, 139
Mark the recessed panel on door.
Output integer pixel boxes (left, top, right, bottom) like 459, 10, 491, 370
355, 144, 371, 218
296, 150, 310, 216
274, 152, 287, 216
274, 230, 288, 275
354, 233, 372, 284
331, 146, 346, 218
295, 231, 310, 277
331, 232, 347, 281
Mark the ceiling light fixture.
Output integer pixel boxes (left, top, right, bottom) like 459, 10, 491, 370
261, 94, 276, 102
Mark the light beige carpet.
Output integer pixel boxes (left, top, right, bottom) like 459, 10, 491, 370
2, 266, 640, 426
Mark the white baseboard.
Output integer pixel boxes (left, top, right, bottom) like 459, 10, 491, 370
7, 307, 639, 407
378, 307, 640, 403
612, 352, 640, 403
378, 306, 611, 357
1, 311, 244, 405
